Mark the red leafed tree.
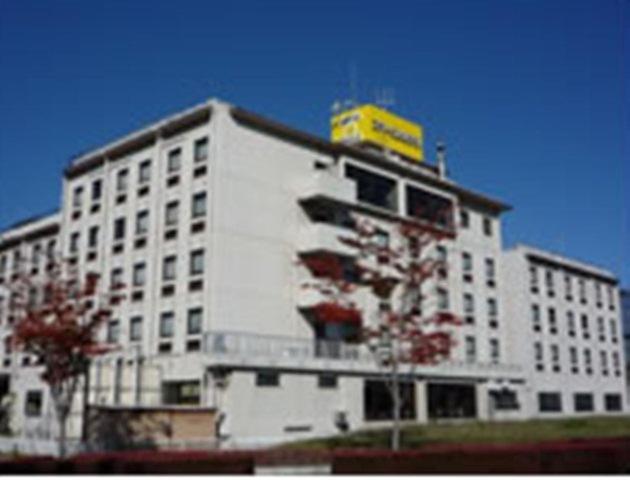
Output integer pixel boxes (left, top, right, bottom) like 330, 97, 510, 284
300, 206, 460, 450
8, 257, 119, 457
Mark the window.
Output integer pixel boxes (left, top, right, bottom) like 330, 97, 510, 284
485, 258, 496, 287
437, 288, 449, 311
463, 293, 475, 324
72, 186, 83, 209
132, 262, 146, 287
162, 381, 200, 405
550, 344, 560, 372
604, 393, 622, 412
405, 185, 453, 228
538, 392, 562, 413
597, 316, 605, 342
345, 164, 397, 212
532, 304, 541, 332
24, 390, 43, 417
130, 316, 142, 341
365, 380, 416, 421
136, 210, 149, 236
574, 393, 594, 412
564, 274, 573, 300
116, 169, 129, 192
167, 148, 181, 173
489, 338, 500, 364
595, 282, 602, 306
88, 226, 99, 249
160, 312, 174, 338
462, 252, 472, 282
256, 371, 280, 387
530, 265, 539, 293
600, 350, 608, 376
318, 374, 338, 389
46, 240, 56, 259
436, 245, 447, 278
489, 389, 519, 411
107, 319, 120, 343
612, 351, 621, 376
584, 348, 593, 375
190, 249, 204, 276
110, 267, 123, 288
607, 285, 615, 310
187, 307, 202, 335
579, 278, 586, 303
567, 311, 576, 337
165, 201, 179, 227
0, 255, 6, 276
69, 232, 80, 254
534, 341, 543, 371
545, 269, 555, 297
487, 298, 498, 328
113, 218, 126, 241
464, 336, 476, 363
569, 346, 578, 374
548, 308, 557, 334
31, 243, 41, 266
610, 318, 618, 343
460, 209, 469, 228
90, 179, 103, 202
482, 216, 493, 236
192, 192, 207, 218
139, 159, 151, 183
162, 255, 176, 282
194, 137, 209, 162
581, 314, 590, 339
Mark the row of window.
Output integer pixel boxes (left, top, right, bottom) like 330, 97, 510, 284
106, 307, 204, 344
464, 336, 501, 364
459, 208, 493, 237
531, 304, 619, 343
255, 370, 338, 389
533, 342, 623, 377
68, 192, 207, 256
71, 137, 209, 212
440, 248, 497, 287
463, 294, 498, 327
529, 264, 616, 310
0, 239, 57, 278
538, 392, 622, 413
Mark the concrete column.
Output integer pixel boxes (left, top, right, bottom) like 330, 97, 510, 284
476, 382, 489, 421
415, 379, 428, 423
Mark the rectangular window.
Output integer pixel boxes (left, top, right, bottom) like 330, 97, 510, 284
190, 249, 204, 276
584, 348, 593, 375
162, 255, 176, 282
365, 380, 416, 421
545, 269, 555, 297
460, 209, 469, 228
187, 307, 202, 335
192, 192, 207, 218
604, 393, 622, 412
139, 159, 151, 183
548, 307, 557, 334
595, 282, 602, 306
318, 374, 338, 389
160, 312, 174, 338
574, 393, 594, 412
600, 350, 608, 376
463, 293, 475, 324
87, 226, 99, 250
256, 371, 280, 387
612, 351, 621, 376
405, 184, 453, 228
534, 341, 543, 371
437, 288, 449, 311
130, 316, 142, 341
579, 278, 586, 303
110, 267, 123, 288
107, 319, 120, 343
538, 392, 562, 413
487, 298, 498, 328
550, 344, 560, 372
485, 258, 496, 286
465, 336, 476, 363
569, 346, 578, 374
567, 311, 576, 337
91, 179, 102, 202
162, 381, 201, 405
607, 285, 615, 310
462, 252, 473, 282
532, 304, 541, 332
610, 318, 618, 343
345, 164, 397, 212
489, 338, 500, 364
136, 210, 149, 236
564, 274, 573, 300
116, 169, 129, 192
69, 232, 80, 254
133, 262, 146, 287
167, 148, 181, 173
530, 265, 539, 293
165, 201, 179, 227
597, 316, 605, 342
581, 314, 590, 339
113, 218, 126, 241
482, 216, 492, 236
24, 390, 43, 417
194, 137, 209, 162
72, 186, 83, 209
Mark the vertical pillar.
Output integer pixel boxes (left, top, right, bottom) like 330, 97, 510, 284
415, 379, 428, 423
476, 382, 489, 421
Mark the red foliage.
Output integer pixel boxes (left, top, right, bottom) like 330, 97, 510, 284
311, 302, 362, 325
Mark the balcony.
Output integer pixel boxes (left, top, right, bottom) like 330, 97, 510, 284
298, 172, 356, 205
296, 223, 357, 258
202, 330, 524, 380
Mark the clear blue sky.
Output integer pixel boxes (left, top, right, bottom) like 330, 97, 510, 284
0, 0, 627, 284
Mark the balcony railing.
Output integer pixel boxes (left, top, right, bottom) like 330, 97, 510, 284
298, 172, 357, 205
202, 330, 523, 378
296, 223, 357, 258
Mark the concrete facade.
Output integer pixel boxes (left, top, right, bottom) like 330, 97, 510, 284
0, 98, 627, 451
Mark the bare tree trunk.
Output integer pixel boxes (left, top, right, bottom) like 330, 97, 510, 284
58, 413, 67, 458
391, 360, 401, 451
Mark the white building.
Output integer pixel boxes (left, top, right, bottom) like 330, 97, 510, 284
0, 98, 626, 451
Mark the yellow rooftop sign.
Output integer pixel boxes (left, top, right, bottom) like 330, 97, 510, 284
331, 104, 424, 162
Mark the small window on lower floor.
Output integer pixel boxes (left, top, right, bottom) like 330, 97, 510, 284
25, 390, 43, 417
489, 389, 520, 410
256, 371, 280, 387
574, 393, 594, 412
538, 392, 562, 413
162, 380, 200, 405
318, 374, 338, 389
604, 393, 622, 412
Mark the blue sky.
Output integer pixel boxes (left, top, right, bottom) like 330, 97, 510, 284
0, 0, 627, 284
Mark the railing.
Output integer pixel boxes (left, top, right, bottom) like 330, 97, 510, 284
202, 331, 523, 376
